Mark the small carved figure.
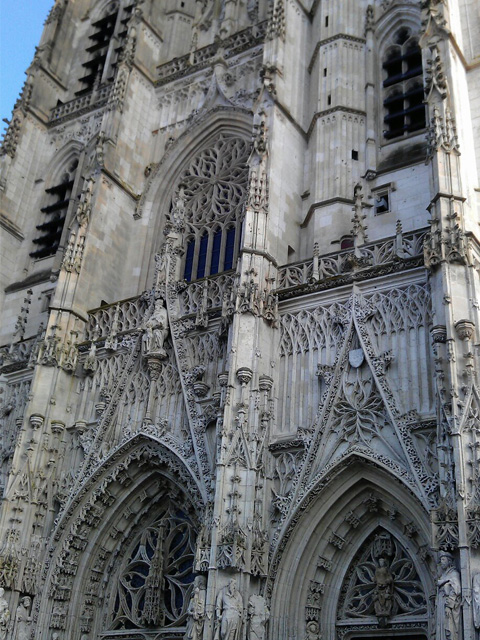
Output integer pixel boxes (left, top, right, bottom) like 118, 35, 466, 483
171, 185, 187, 228
15, 596, 32, 640
185, 575, 207, 640
215, 578, 243, 640
437, 551, 461, 640
142, 298, 169, 358
247, 594, 269, 640
473, 573, 480, 629
0, 588, 10, 640
305, 620, 321, 640
373, 557, 394, 622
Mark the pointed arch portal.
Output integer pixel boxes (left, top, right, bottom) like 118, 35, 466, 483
35, 435, 204, 639
268, 458, 434, 640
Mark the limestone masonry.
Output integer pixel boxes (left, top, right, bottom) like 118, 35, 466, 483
0, 1, 479, 639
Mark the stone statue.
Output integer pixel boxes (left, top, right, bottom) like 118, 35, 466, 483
437, 551, 461, 640
373, 557, 394, 623
473, 573, 480, 630
215, 578, 243, 640
142, 298, 169, 358
185, 575, 207, 640
247, 594, 269, 640
15, 596, 32, 640
0, 588, 10, 640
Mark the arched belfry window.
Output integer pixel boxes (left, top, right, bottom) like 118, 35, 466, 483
110, 503, 196, 631
30, 158, 78, 259
75, 2, 134, 96
170, 134, 251, 282
382, 28, 426, 140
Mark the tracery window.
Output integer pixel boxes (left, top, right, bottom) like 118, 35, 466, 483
382, 28, 426, 140
30, 159, 78, 259
110, 503, 196, 630
171, 134, 251, 282
337, 529, 427, 637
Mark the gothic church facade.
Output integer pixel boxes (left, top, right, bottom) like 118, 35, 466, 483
0, 1, 479, 639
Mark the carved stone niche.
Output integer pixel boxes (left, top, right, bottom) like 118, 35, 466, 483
269, 438, 305, 519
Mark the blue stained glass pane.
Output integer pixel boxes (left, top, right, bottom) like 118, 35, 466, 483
184, 239, 195, 282
196, 233, 208, 279
224, 227, 236, 271
210, 229, 222, 275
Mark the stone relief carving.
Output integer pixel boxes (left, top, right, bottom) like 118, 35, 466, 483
473, 572, 480, 630
373, 557, 394, 625
273, 284, 438, 538
185, 575, 206, 640
0, 589, 10, 640
142, 298, 169, 359
215, 579, 243, 640
247, 594, 269, 640
436, 551, 461, 640
14, 595, 32, 640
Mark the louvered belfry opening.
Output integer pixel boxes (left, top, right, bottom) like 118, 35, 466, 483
75, 3, 134, 97
30, 160, 78, 259
382, 28, 426, 140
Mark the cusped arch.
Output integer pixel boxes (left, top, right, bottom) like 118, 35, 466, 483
36, 434, 205, 639
375, 5, 423, 55
89, 0, 120, 22
41, 140, 83, 187
136, 107, 253, 290
268, 454, 434, 640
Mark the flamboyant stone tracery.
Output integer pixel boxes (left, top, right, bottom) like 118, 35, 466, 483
0, 0, 479, 639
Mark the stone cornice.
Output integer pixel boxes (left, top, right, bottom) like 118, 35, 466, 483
308, 34, 366, 74
0, 211, 24, 241
307, 106, 366, 139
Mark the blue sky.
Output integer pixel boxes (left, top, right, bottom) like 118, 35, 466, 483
1, 0, 53, 134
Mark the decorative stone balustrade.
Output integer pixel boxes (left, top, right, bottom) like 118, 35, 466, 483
49, 84, 112, 124
276, 228, 427, 292
85, 296, 149, 342
83, 229, 427, 341
156, 21, 267, 86
180, 273, 236, 316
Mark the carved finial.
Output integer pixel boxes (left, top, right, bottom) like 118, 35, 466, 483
365, 5, 375, 34
351, 183, 368, 256
75, 176, 95, 227
11, 289, 33, 344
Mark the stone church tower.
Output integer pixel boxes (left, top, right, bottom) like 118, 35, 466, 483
0, 0, 479, 638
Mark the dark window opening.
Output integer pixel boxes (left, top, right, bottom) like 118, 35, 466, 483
76, 4, 134, 96
352, 150, 358, 161
325, 15, 329, 27
196, 232, 208, 279
394, 27, 410, 45
340, 236, 354, 250
224, 227, 236, 271
210, 228, 222, 275
183, 239, 195, 281
374, 191, 390, 214
30, 160, 78, 259
382, 32, 426, 140
76, 10, 118, 95
323, 68, 327, 77
327, 94, 332, 105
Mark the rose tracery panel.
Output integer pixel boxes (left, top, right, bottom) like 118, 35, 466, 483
110, 504, 196, 632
